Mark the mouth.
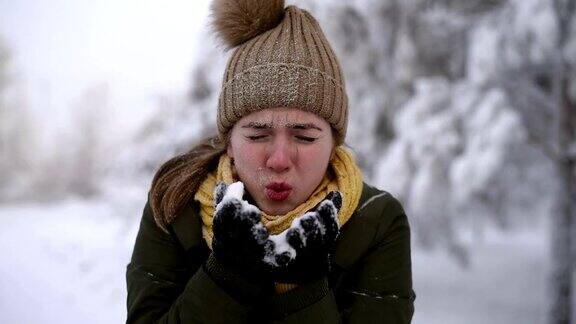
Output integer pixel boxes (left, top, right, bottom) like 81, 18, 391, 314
265, 182, 293, 202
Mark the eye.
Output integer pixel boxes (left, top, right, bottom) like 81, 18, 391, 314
295, 135, 317, 143
246, 135, 268, 141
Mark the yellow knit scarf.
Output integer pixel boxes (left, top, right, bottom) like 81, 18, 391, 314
194, 146, 364, 249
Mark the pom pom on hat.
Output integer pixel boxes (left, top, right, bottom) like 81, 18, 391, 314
210, 0, 286, 49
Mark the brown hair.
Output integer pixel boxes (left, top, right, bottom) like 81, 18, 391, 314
149, 135, 227, 233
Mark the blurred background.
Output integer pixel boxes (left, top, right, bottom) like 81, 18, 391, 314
0, 0, 575, 323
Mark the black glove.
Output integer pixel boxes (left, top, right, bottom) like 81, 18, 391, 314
270, 191, 342, 285
204, 181, 274, 302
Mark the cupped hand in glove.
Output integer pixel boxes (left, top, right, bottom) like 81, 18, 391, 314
266, 191, 343, 285
211, 181, 274, 281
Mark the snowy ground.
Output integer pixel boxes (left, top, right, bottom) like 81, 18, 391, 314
0, 193, 568, 323
0, 187, 146, 324
412, 230, 551, 324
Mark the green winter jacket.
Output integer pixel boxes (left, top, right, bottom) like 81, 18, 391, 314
126, 182, 415, 323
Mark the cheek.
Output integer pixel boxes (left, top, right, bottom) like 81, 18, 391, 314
233, 143, 259, 166
300, 144, 333, 174
231, 143, 266, 182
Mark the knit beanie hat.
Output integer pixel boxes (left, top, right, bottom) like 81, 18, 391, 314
211, 0, 348, 144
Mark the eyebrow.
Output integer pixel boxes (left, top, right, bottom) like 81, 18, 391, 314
241, 121, 323, 131
241, 121, 272, 129
285, 122, 323, 131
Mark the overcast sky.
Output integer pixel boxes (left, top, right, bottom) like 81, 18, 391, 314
0, 0, 211, 145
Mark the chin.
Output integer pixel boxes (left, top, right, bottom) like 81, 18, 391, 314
261, 203, 294, 216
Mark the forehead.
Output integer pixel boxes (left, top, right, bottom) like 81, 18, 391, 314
237, 107, 329, 127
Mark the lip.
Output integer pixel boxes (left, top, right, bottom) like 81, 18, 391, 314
265, 182, 293, 201
265, 182, 293, 191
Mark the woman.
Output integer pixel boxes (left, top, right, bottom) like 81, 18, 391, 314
126, 0, 415, 322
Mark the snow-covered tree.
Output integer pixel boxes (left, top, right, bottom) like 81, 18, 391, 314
67, 83, 110, 197
486, 0, 576, 321
22, 82, 115, 201
0, 35, 36, 202
110, 29, 226, 186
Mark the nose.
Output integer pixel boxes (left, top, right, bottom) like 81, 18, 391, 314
266, 136, 295, 173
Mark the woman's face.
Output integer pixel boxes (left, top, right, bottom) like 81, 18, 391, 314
228, 107, 335, 215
